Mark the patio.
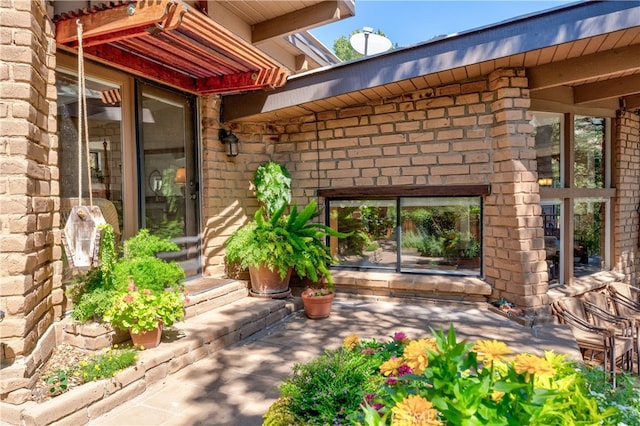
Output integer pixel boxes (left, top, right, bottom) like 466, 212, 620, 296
82, 294, 580, 425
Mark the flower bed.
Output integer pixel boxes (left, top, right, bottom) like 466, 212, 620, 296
264, 325, 640, 425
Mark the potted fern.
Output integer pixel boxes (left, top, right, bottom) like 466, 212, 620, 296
225, 161, 348, 302
225, 161, 293, 296
225, 199, 345, 298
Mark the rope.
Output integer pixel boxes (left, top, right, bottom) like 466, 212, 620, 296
76, 20, 94, 207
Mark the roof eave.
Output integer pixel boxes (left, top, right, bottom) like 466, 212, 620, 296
222, 0, 640, 121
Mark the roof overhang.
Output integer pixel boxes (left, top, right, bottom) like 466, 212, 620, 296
54, 0, 289, 95
222, 0, 640, 122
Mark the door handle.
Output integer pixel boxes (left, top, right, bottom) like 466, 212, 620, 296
189, 180, 199, 200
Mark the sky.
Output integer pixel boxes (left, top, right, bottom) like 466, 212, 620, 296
309, 1, 578, 52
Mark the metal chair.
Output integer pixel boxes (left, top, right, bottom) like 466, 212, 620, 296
582, 291, 639, 373
552, 297, 634, 387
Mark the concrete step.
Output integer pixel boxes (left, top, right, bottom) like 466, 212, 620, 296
183, 278, 248, 319
9, 295, 303, 426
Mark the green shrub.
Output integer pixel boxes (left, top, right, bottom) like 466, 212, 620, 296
68, 224, 118, 322
272, 347, 382, 425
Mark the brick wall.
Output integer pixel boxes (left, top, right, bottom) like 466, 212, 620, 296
207, 68, 551, 311
0, 0, 59, 372
200, 95, 284, 276
613, 110, 640, 283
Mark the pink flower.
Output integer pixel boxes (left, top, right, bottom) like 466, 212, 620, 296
123, 295, 134, 303
386, 377, 397, 385
394, 332, 407, 341
398, 364, 413, 376
143, 289, 151, 295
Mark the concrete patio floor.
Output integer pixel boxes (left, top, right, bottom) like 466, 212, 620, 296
90, 296, 581, 426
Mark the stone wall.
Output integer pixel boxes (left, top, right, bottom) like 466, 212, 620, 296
0, 0, 60, 402
613, 110, 640, 283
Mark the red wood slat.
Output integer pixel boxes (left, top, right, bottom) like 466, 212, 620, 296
84, 44, 198, 92
55, 0, 288, 94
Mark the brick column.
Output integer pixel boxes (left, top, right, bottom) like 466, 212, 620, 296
613, 110, 640, 283
484, 68, 549, 312
0, 0, 59, 368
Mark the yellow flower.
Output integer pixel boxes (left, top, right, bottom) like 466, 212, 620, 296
491, 390, 505, 402
473, 339, 514, 366
343, 334, 359, 350
513, 353, 555, 380
392, 395, 442, 426
402, 339, 436, 375
73, 371, 80, 377
113, 344, 119, 349
379, 356, 404, 376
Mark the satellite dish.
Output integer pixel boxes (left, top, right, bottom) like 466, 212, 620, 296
350, 29, 392, 56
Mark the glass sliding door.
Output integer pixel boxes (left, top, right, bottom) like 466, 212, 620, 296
139, 84, 200, 277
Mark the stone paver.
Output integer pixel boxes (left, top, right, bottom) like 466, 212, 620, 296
90, 297, 580, 425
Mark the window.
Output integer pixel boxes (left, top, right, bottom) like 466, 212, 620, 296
328, 196, 482, 276
533, 112, 613, 285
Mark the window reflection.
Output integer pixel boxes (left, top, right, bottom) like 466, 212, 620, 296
330, 200, 397, 270
328, 197, 481, 276
574, 199, 605, 276
532, 112, 562, 188
574, 116, 605, 189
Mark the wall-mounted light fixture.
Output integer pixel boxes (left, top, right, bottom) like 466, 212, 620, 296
219, 129, 239, 157
538, 177, 553, 187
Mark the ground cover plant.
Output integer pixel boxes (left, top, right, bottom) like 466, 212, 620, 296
33, 344, 138, 401
264, 325, 640, 425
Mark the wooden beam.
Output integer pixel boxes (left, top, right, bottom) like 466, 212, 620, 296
317, 185, 491, 198
574, 74, 640, 104
623, 94, 640, 109
55, 0, 174, 44
252, 0, 355, 43
528, 44, 640, 91
295, 54, 309, 72
197, 71, 263, 94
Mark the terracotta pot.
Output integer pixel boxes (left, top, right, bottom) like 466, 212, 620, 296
130, 323, 163, 349
301, 289, 335, 319
248, 265, 292, 298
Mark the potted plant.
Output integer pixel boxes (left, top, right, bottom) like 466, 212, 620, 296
98, 228, 186, 348
225, 199, 344, 297
291, 205, 350, 319
103, 280, 185, 348
225, 161, 349, 302
225, 161, 294, 296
